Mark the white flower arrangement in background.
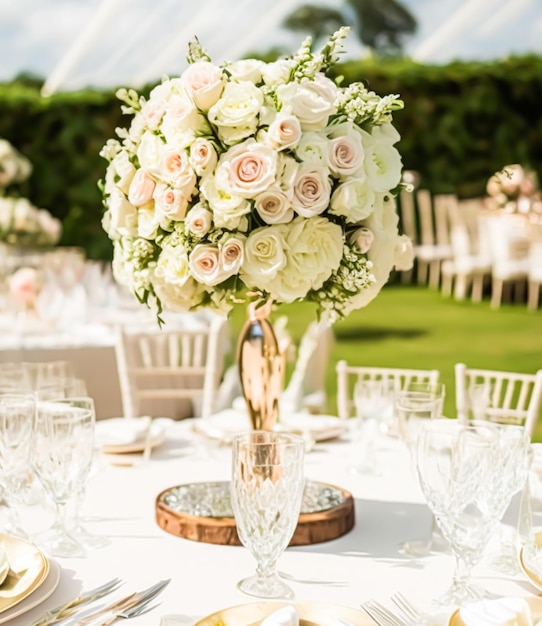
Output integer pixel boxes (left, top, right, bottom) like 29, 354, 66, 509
100, 27, 413, 323
0, 139, 32, 190
486, 163, 540, 213
0, 196, 62, 248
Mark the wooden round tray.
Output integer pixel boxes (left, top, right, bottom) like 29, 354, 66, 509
155, 481, 355, 546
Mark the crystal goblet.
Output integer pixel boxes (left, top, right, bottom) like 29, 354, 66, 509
230, 431, 304, 599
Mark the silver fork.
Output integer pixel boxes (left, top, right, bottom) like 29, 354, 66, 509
74, 578, 170, 626
391, 592, 425, 625
88, 596, 159, 625
361, 599, 410, 626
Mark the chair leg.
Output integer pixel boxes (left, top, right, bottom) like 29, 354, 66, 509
454, 274, 468, 301
491, 278, 503, 309
471, 274, 484, 303
441, 272, 453, 297
528, 281, 540, 310
514, 279, 526, 304
428, 261, 441, 289
417, 261, 428, 285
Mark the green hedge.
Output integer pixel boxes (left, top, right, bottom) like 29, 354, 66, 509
1, 54, 541, 259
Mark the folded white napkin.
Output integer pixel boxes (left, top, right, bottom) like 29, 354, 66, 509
261, 606, 299, 626
460, 598, 534, 626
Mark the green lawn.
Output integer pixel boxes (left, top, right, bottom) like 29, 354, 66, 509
229, 283, 542, 439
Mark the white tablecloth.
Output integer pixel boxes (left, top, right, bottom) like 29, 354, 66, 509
9, 420, 536, 626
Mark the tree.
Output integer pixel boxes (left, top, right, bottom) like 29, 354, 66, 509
282, 0, 417, 57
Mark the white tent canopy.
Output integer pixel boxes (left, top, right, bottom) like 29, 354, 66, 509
2, 0, 541, 95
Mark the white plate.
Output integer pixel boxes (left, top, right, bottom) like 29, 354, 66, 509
0, 558, 60, 624
96, 417, 173, 453
448, 596, 542, 626
193, 410, 345, 444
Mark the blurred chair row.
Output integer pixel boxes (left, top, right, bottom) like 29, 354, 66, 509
399, 184, 542, 310
336, 360, 542, 438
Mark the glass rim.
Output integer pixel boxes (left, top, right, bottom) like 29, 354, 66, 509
231, 430, 305, 446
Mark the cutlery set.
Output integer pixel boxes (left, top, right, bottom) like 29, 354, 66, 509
31, 577, 170, 626
361, 593, 425, 626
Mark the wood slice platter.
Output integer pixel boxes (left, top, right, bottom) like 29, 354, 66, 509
155, 480, 355, 546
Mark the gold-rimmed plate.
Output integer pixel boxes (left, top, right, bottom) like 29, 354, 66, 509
519, 543, 542, 593
193, 601, 370, 626
447, 596, 542, 626
0, 534, 49, 614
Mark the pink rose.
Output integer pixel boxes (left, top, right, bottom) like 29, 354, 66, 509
189, 244, 223, 286
181, 61, 225, 111
266, 114, 302, 150
255, 187, 293, 224
217, 140, 277, 198
153, 184, 190, 221
189, 138, 218, 177
220, 237, 245, 276
185, 204, 212, 237
127, 169, 156, 207
8, 267, 40, 307
159, 149, 197, 199
328, 135, 364, 179
349, 226, 374, 253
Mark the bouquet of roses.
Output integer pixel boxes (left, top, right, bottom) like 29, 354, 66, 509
100, 27, 412, 323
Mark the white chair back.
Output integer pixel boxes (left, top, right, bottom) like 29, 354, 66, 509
335, 360, 440, 420
454, 362, 542, 437
114, 315, 229, 420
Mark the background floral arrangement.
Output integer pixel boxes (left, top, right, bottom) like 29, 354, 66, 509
486, 163, 540, 213
0, 138, 62, 248
0, 196, 62, 248
100, 28, 413, 323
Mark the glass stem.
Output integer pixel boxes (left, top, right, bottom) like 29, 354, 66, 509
55, 500, 71, 534
451, 550, 471, 597
256, 559, 277, 581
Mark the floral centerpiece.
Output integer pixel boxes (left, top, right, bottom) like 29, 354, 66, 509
100, 27, 412, 325
0, 197, 62, 248
486, 163, 540, 214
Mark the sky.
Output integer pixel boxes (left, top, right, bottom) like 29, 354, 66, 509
1, 0, 541, 94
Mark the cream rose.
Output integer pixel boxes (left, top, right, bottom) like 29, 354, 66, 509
137, 130, 163, 170
215, 139, 277, 198
181, 61, 225, 111
278, 73, 337, 131
330, 178, 375, 223
106, 188, 138, 237
137, 207, 160, 239
240, 226, 288, 288
220, 236, 245, 276
128, 169, 156, 207
291, 166, 331, 217
254, 187, 294, 224
189, 138, 218, 177
106, 150, 136, 195
327, 123, 365, 179
189, 244, 226, 286
226, 59, 263, 83
268, 216, 343, 302
207, 81, 264, 145
349, 226, 374, 253
265, 113, 302, 151
185, 204, 212, 237
155, 242, 191, 287
161, 92, 209, 145
153, 184, 190, 222
261, 59, 294, 87
200, 175, 251, 230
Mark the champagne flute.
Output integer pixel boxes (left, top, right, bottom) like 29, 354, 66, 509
231, 431, 305, 599
32, 397, 95, 557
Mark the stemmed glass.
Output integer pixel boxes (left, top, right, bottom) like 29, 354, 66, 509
416, 418, 501, 608
230, 431, 305, 599
31, 397, 96, 557
0, 393, 35, 537
395, 382, 444, 556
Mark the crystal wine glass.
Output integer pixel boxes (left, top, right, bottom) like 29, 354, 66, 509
416, 418, 501, 609
230, 431, 305, 599
32, 397, 95, 558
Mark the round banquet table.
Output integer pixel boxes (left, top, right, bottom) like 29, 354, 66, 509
8, 419, 538, 626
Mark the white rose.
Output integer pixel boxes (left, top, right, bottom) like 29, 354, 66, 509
185, 203, 212, 237
106, 188, 138, 237
330, 178, 375, 223
215, 139, 277, 198
265, 113, 302, 151
154, 275, 205, 312
137, 207, 160, 239
394, 234, 414, 270
200, 175, 251, 230
241, 225, 288, 288
138, 96, 166, 132
294, 131, 330, 166
349, 226, 374, 253
208, 81, 264, 145
226, 59, 263, 83
327, 122, 365, 179
189, 138, 218, 177
254, 186, 294, 224
153, 183, 190, 222
137, 130, 163, 170
278, 73, 337, 131
276, 154, 299, 198
261, 59, 293, 87
155, 242, 191, 287
362, 129, 403, 193
106, 150, 136, 195
292, 166, 331, 217
269, 216, 343, 302
189, 244, 227, 286
181, 61, 225, 111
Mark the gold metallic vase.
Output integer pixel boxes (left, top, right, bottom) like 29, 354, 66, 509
237, 300, 284, 431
